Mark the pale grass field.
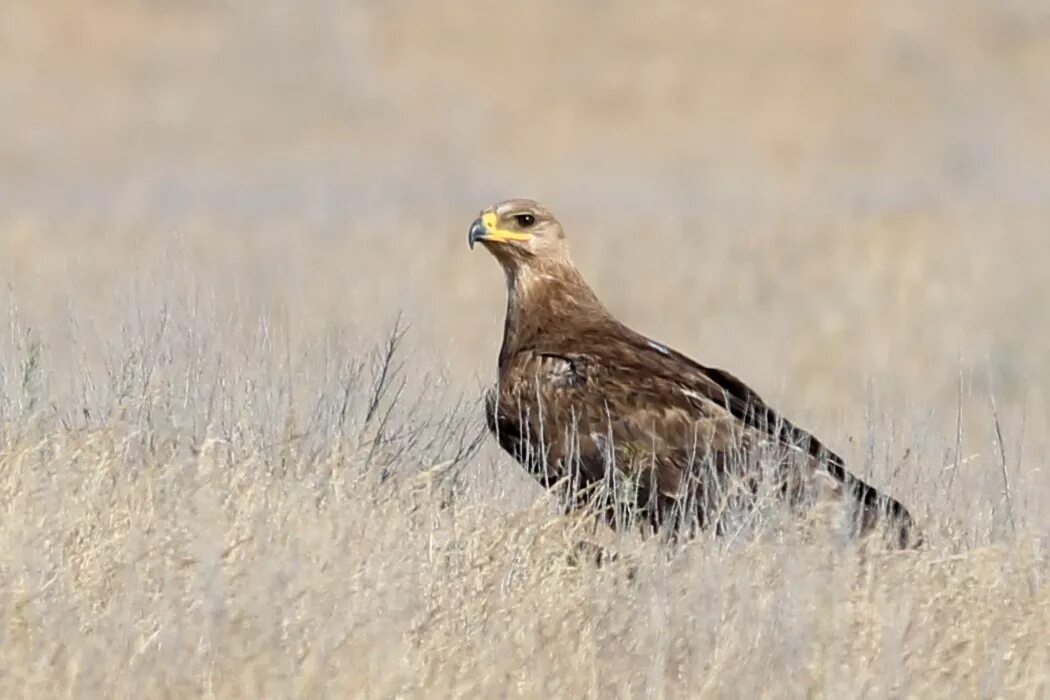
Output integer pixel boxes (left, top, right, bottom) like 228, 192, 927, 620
1, 1, 1049, 697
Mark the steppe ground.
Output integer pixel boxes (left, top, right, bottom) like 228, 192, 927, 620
1, 1, 1048, 697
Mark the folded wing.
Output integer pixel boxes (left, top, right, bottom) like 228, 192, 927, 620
488, 326, 919, 546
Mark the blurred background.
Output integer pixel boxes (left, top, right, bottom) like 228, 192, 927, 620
1, 0, 1048, 511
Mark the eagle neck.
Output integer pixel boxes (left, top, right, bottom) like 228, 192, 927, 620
497, 261, 606, 371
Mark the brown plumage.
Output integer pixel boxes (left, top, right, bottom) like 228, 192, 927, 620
468, 198, 920, 547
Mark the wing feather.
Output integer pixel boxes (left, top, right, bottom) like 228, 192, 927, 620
490, 323, 918, 545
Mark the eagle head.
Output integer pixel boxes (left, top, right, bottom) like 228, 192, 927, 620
468, 198, 569, 268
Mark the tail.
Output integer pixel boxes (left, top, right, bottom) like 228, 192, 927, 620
824, 457, 922, 549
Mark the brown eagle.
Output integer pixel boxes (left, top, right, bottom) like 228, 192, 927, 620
468, 198, 919, 547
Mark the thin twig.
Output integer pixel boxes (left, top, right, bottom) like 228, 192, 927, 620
947, 366, 964, 494
987, 387, 1017, 537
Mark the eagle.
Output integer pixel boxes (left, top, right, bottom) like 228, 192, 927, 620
468, 198, 920, 548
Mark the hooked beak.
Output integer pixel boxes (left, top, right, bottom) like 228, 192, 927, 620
468, 212, 533, 250
468, 217, 488, 250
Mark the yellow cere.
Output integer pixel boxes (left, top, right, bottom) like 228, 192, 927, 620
482, 211, 532, 243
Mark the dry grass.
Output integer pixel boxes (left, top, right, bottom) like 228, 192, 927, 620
0, 304, 1046, 698
1, 1, 1049, 697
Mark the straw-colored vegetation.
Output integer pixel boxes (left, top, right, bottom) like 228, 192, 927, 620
1, 1, 1047, 697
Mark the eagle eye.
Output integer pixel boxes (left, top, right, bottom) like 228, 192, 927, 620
514, 213, 536, 228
